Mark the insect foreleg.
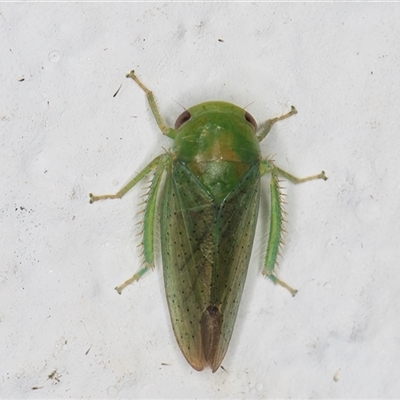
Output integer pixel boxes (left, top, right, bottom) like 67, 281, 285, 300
257, 106, 298, 142
126, 70, 176, 139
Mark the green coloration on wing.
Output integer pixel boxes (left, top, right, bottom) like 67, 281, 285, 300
161, 160, 260, 371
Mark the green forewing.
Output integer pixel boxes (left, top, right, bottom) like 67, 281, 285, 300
161, 159, 260, 371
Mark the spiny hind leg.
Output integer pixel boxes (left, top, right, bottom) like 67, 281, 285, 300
114, 157, 168, 294
262, 171, 297, 296
260, 160, 327, 296
90, 154, 169, 293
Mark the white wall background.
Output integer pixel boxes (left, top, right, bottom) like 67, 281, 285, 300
1, 2, 399, 398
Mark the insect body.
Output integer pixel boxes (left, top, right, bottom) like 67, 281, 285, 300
90, 71, 327, 372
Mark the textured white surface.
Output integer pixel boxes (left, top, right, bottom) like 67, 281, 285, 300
1, 2, 399, 398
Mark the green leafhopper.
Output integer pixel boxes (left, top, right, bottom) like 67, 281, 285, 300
90, 71, 327, 372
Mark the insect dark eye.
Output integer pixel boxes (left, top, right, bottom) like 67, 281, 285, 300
175, 110, 192, 129
244, 111, 257, 130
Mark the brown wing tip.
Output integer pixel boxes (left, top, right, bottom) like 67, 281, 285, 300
201, 305, 224, 372
177, 305, 228, 372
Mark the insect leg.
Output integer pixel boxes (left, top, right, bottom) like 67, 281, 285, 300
126, 70, 176, 139
89, 154, 166, 203
89, 154, 170, 293
274, 166, 327, 183
260, 160, 327, 295
114, 155, 170, 294
257, 106, 297, 142
141, 156, 168, 271
262, 167, 297, 296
